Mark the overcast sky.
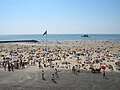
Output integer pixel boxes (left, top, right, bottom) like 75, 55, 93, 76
0, 0, 120, 34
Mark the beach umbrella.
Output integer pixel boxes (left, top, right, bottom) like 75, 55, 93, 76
100, 65, 106, 70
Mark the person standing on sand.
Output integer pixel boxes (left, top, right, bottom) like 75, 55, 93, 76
8, 61, 11, 72
41, 70, 45, 80
22, 60, 25, 69
78, 64, 81, 72
55, 68, 59, 78
38, 60, 40, 69
72, 66, 76, 74
3, 61, 7, 71
16, 60, 19, 69
20, 59, 22, 68
11, 62, 14, 72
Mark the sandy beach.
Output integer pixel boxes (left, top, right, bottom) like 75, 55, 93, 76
1, 0, 120, 89
0, 67, 120, 90
0, 41, 120, 90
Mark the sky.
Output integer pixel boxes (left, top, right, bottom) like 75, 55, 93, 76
0, 0, 120, 34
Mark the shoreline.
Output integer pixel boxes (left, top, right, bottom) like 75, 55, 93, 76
0, 39, 120, 44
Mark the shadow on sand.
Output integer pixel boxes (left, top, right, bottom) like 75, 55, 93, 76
42, 78, 47, 81
51, 79, 57, 84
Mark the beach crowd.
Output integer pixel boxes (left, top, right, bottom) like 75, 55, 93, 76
0, 41, 120, 82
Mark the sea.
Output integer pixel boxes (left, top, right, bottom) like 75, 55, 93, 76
0, 34, 120, 42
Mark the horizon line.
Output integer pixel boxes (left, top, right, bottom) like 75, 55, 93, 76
0, 33, 120, 35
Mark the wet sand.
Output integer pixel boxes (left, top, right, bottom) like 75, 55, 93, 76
0, 66, 120, 90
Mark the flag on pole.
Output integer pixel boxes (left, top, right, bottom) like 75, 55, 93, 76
43, 30, 47, 36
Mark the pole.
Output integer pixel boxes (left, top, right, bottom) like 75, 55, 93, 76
45, 31, 48, 65
46, 32, 47, 51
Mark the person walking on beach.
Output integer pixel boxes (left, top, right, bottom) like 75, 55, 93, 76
51, 74, 56, 83
55, 68, 59, 78
51, 74, 55, 81
41, 70, 45, 80
102, 70, 106, 78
